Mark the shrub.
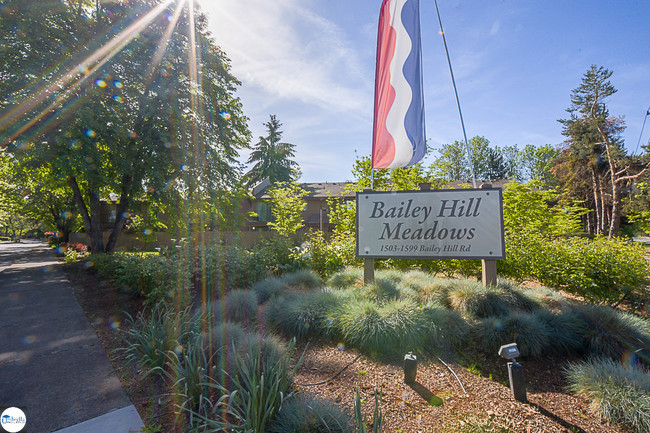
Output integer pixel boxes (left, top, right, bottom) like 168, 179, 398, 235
472, 312, 551, 358
570, 304, 650, 367
253, 236, 304, 276
500, 234, 649, 305
200, 244, 269, 295
565, 358, 650, 433
252, 278, 288, 304
267, 393, 352, 433
337, 298, 428, 358
303, 230, 346, 279
213, 290, 258, 327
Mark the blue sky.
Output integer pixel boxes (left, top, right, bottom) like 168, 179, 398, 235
202, 0, 650, 182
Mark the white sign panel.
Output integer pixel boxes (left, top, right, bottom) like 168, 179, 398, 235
356, 189, 505, 260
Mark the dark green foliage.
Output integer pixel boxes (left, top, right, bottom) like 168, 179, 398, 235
252, 278, 288, 304
213, 290, 258, 327
200, 244, 269, 296
421, 304, 470, 350
326, 268, 363, 289
266, 291, 348, 339
337, 298, 428, 358
569, 304, 650, 367
535, 309, 588, 356
566, 358, 650, 433
472, 312, 551, 358
281, 269, 322, 290
267, 394, 352, 433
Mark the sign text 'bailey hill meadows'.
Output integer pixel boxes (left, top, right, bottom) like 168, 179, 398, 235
356, 189, 505, 260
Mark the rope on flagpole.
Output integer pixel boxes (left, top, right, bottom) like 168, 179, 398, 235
433, 0, 477, 188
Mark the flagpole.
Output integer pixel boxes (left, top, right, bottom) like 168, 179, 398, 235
433, 0, 477, 188
371, 167, 375, 190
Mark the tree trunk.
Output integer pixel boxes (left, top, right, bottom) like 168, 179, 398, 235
609, 181, 622, 238
68, 177, 105, 252
88, 188, 104, 253
105, 174, 131, 253
590, 168, 602, 234
599, 178, 608, 235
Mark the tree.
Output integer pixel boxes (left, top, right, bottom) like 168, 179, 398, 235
520, 144, 559, 186
431, 136, 491, 181
245, 115, 298, 187
267, 181, 308, 237
1, 1, 250, 252
559, 65, 648, 237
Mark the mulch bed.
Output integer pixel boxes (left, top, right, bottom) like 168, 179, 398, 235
63, 261, 625, 433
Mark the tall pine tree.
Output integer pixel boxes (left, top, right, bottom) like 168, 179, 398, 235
245, 115, 298, 187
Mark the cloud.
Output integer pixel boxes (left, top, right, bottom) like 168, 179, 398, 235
202, 0, 371, 116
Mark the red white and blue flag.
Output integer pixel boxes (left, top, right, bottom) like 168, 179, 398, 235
372, 0, 426, 169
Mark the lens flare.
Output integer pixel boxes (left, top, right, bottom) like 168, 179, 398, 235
95, 79, 107, 88
85, 129, 96, 138
112, 95, 123, 103
220, 111, 231, 120
113, 80, 123, 89
142, 228, 153, 236
22, 335, 37, 345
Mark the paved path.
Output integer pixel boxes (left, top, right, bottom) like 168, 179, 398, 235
0, 241, 143, 433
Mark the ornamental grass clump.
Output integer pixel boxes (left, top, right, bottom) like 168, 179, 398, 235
565, 358, 650, 433
266, 393, 353, 433
252, 277, 288, 304
535, 309, 588, 356
266, 290, 348, 339
421, 303, 470, 351
569, 303, 650, 367
472, 311, 551, 358
400, 271, 448, 304
442, 280, 511, 319
327, 268, 363, 289
280, 269, 322, 290
361, 279, 401, 303
337, 298, 428, 358
213, 289, 258, 327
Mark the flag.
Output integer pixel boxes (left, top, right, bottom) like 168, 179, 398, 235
372, 0, 426, 169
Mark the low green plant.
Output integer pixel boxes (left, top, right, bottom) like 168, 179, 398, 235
280, 269, 322, 290
361, 279, 401, 303
303, 230, 346, 278
266, 290, 348, 339
421, 303, 470, 350
535, 309, 588, 356
354, 389, 383, 433
472, 311, 551, 358
252, 278, 288, 304
327, 268, 363, 289
215, 289, 258, 327
337, 298, 427, 358
193, 338, 302, 433
569, 303, 650, 367
267, 393, 352, 433
565, 358, 650, 433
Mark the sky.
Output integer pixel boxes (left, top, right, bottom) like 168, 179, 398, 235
200, 0, 650, 183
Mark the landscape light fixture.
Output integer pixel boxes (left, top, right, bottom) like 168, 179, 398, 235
404, 352, 417, 383
498, 343, 527, 402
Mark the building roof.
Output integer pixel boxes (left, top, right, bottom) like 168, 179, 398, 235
254, 181, 356, 200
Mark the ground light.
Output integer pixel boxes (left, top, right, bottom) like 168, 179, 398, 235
404, 352, 417, 383
498, 343, 527, 402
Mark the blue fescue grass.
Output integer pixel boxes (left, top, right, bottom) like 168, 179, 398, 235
360, 279, 401, 303
212, 289, 258, 327
569, 303, 650, 367
326, 268, 363, 289
266, 393, 352, 433
265, 290, 350, 339
566, 358, 650, 433
336, 298, 428, 359
280, 269, 323, 290
421, 302, 471, 350
472, 311, 551, 358
252, 278, 288, 304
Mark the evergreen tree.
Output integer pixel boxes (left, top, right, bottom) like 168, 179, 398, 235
245, 115, 298, 187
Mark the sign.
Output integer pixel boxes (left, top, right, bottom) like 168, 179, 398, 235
356, 189, 505, 260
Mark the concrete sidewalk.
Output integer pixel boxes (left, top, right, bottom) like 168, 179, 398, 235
0, 241, 144, 433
